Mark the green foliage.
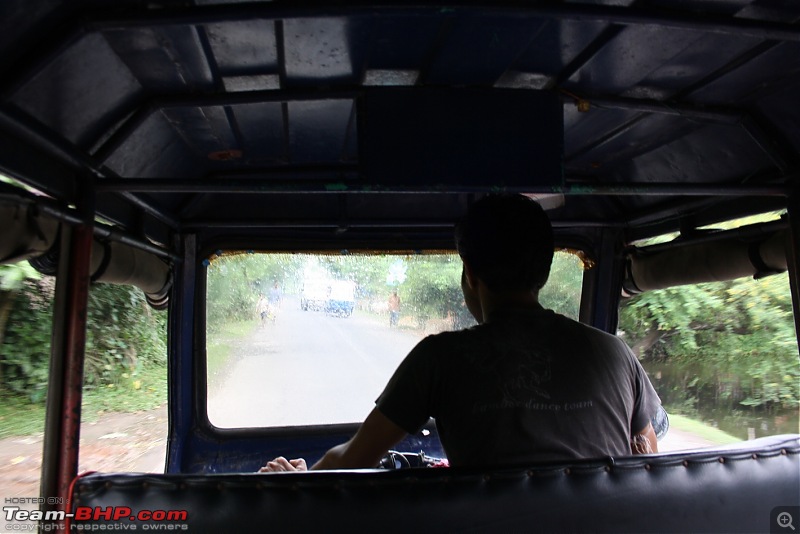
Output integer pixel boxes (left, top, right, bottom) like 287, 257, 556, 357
82, 364, 167, 417
0, 394, 47, 438
402, 255, 464, 320
318, 254, 396, 297
619, 273, 800, 410
208, 251, 586, 331
1, 281, 52, 402
0, 263, 40, 291
206, 253, 303, 330
1, 278, 167, 403
207, 319, 257, 380
540, 252, 584, 320
83, 284, 168, 388
667, 414, 741, 445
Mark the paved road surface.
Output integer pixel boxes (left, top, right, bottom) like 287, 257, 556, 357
207, 298, 423, 428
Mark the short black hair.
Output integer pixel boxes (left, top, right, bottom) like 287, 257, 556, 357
455, 194, 554, 292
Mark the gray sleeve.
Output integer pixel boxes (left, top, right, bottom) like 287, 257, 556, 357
375, 337, 438, 435
630, 349, 662, 434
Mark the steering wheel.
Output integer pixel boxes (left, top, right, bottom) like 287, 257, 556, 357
378, 451, 448, 469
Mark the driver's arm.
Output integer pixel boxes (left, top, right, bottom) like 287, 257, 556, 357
311, 407, 407, 470
260, 407, 407, 472
630, 422, 658, 454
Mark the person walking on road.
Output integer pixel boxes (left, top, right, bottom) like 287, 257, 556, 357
388, 290, 401, 327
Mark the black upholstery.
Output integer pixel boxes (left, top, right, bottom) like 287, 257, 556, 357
71, 435, 800, 533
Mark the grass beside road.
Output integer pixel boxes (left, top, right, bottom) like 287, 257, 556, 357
0, 397, 46, 438
0, 321, 256, 439
668, 414, 741, 445
0, 365, 168, 439
207, 320, 257, 378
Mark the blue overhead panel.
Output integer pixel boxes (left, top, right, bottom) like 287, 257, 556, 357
283, 17, 369, 87
361, 88, 564, 190
0, 0, 798, 240
690, 40, 800, 105
422, 16, 537, 86
103, 26, 214, 94
610, 123, 774, 184
105, 111, 206, 180
12, 32, 142, 149
506, 18, 607, 88
361, 15, 441, 72
230, 102, 285, 164
204, 19, 279, 77
288, 99, 355, 164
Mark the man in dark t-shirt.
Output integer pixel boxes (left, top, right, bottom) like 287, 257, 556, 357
261, 194, 660, 472
377, 307, 659, 465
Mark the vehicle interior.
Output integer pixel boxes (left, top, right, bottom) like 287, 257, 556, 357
0, 0, 798, 531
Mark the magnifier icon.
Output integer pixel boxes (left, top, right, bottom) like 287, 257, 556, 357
778, 512, 796, 531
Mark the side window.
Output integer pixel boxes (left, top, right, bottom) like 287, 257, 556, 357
205, 251, 586, 429
619, 272, 800, 450
79, 284, 168, 473
1, 270, 168, 510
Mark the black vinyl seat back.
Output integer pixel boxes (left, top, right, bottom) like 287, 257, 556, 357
71, 434, 800, 533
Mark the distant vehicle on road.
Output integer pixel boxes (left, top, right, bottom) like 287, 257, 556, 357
325, 280, 356, 318
300, 280, 330, 311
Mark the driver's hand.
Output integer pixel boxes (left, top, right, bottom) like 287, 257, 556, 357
258, 457, 308, 472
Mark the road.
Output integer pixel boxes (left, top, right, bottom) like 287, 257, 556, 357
207, 297, 423, 428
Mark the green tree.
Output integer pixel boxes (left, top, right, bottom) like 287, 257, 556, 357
619, 273, 800, 411
0, 263, 41, 352
1, 265, 168, 402
403, 255, 464, 322
1, 277, 52, 402
1, 264, 46, 398
540, 252, 584, 320
206, 253, 303, 328
83, 283, 167, 388
319, 254, 395, 292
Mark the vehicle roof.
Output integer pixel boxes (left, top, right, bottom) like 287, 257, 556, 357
1, 1, 797, 253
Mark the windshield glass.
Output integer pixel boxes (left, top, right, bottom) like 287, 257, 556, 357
205, 251, 585, 428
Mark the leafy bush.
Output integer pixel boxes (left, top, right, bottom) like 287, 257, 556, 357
1, 277, 167, 402
205, 253, 303, 330
619, 274, 800, 410
84, 283, 167, 388
1, 282, 52, 402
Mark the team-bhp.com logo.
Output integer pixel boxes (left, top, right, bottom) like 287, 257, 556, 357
4, 505, 188, 530
72, 506, 188, 522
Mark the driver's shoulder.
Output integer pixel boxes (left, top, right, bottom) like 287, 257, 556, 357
415, 323, 490, 355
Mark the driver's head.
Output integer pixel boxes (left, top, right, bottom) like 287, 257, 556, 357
455, 194, 554, 293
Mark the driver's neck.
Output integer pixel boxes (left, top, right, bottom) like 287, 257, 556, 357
477, 286, 541, 323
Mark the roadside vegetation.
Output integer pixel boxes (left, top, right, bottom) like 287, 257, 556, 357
0, 263, 167, 438
619, 271, 800, 439
667, 414, 740, 445
2, 239, 799, 442
206, 250, 584, 334
207, 319, 258, 386
619, 214, 800, 439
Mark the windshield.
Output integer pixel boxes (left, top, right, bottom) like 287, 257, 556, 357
205, 251, 585, 428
